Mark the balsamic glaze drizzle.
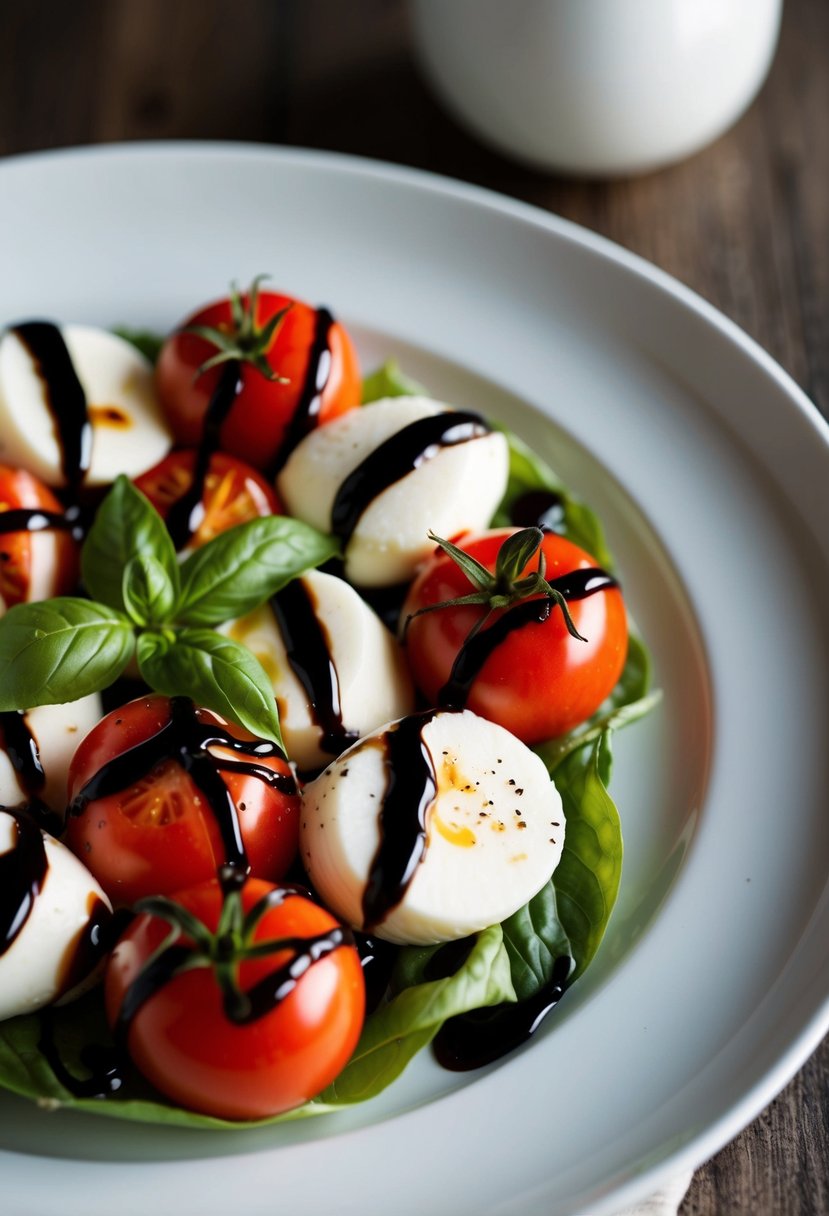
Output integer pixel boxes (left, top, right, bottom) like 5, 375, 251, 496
508, 488, 566, 532
163, 306, 334, 546
68, 696, 295, 875
330, 411, 491, 549
113, 889, 352, 1051
354, 932, 399, 1014
439, 567, 619, 709
267, 307, 334, 477
12, 322, 92, 491
0, 808, 48, 956
0, 709, 45, 804
269, 578, 358, 758
165, 360, 243, 550
0, 505, 85, 541
432, 953, 573, 1071
38, 1009, 125, 1098
362, 711, 439, 931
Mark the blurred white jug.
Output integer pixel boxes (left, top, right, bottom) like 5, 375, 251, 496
411, 0, 783, 176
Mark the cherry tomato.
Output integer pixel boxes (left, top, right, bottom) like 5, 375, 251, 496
105, 878, 365, 1120
134, 450, 281, 549
0, 464, 79, 610
402, 529, 628, 743
65, 695, 300, 905
156, 285, 361, 473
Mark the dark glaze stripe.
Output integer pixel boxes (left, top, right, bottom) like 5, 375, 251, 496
57, 897, 113, 997
354, 932, 399, 1014
13, 321, 92, 490
330, 411, 491, 549
239, 924, 351, 1021
362, 711, 439, 931
115, 893, 351, 1046
267, 306, 334, 476
432, 953, 572, 1071
438, 568, 619, 709
68, 696, 295, 875
113, 942, 193, 1053
270, 578, 358, 758
508, 489, 566, 532
38, 1009, 125, 1098
165, 360, 243, 550
0, 506, 85, 541
0, 809, 48, 956
0, 710, 45, 806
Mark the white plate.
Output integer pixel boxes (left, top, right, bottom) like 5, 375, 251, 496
1, 144, 828, 1216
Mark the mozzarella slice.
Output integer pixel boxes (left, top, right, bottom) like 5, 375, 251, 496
0, 809, 112, 1020
0, 324, 172, 487
300, 709, 565, 945
277, 397, 509, 586
0, 695, 103, 814
223, 570, 415, 771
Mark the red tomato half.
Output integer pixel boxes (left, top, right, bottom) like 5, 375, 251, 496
134, 450, 281, 549
66, 696, 299, 905
156, 288, 361, 473
105, 878, 365, 1120
0, 465, 79, 608
402, 529, 628, 743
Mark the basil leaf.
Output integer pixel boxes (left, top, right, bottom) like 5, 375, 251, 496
0, 994, 320, 1128
0, 598, 134, 710
82, 476, 180, 614
0, 928, 513, 1125
361, 359, 429, 404
176, 516, 338, 627
491, 427, 615, 569
316, 925, 514, 1106
113, 327, 164, 365
551, 732, 623, 980
137, 628, 283, 747
122, 554, 178, 626
501, 879, 572, 1002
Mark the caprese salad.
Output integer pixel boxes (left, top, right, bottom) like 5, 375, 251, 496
0, 279, 657, 1127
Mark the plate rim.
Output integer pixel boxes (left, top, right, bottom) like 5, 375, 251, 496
0, 139, 828, 1216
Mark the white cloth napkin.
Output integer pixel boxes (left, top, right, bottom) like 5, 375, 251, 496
612, 1170, 693, 1216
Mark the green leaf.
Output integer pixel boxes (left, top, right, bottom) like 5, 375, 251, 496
112, 327, 165, 365
501, 879, 572, 1002
361, 359, 429, 404
0, 598, 134, 709
0, 929, 512, 1126
176, 515, 338, 627
551, 732, 623, 980
82, 476, 180, 614
137, 628, 283, 748
317, 925, 515, 1106
0, 993, 322, 1128
121, 554, 179, 626
491, 426, 615, 569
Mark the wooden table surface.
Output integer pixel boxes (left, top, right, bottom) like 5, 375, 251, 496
0, 1, 827, 1211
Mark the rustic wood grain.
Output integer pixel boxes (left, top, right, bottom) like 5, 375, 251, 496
0, 0, 826, 1210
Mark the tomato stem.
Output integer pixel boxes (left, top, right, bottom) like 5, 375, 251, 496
131, 883, 331, 1024
402, 528, 587, 643
182, 275, 293, 384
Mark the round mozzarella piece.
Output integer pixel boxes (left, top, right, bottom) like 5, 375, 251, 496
0, 695, 103, 814
0, 324, 172, 487
0, 810, 112, 1020
301, 709, 565, 945
277, 397, 509, 587
223, 570, 415, 771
